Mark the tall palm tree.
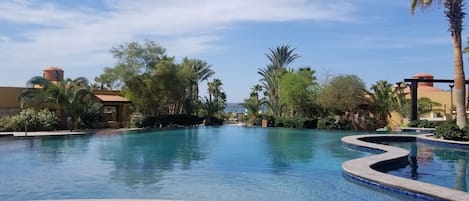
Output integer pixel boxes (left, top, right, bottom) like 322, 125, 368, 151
266, 45, 300, 70
411, 0, 467, 128
182, 57, 214, 100
258, 45, 300, 117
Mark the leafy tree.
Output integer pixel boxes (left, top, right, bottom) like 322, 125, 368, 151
94, 67, 119, 90
96, 39, 169, 88
411, 0, 467, 128
279, 67, 319, 117
318, 75, 367, 130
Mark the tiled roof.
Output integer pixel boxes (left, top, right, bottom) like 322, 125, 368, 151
95, 94, 130, 103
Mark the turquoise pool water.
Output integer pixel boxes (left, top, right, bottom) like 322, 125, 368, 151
0, 127, 414, 201
384, 141, 469, 192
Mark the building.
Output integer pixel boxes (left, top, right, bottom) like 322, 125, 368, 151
0, 67, 131, 128
390, 73, 455, 127
93, 89, 131, 128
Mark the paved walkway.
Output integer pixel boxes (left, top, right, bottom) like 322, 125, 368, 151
0, 130, 91, 137
0, 128, 144, 137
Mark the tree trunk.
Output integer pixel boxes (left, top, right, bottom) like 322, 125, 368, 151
452, 31, 467, 128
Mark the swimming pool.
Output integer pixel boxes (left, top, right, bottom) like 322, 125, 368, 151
0, 127, 431, 200
383, 140, 468, 192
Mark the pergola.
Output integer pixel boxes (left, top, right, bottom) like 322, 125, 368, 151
401, 78, 469, 121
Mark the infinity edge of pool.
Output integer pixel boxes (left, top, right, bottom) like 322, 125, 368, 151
341, 134, 469, 201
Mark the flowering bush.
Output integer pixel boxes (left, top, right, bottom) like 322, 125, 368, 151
0, 108, 57, 131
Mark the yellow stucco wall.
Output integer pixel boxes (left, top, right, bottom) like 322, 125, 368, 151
0, 87, 24, 116
390, 89, 453, 127
0, 87, 24, 108
414, 90, 453, 115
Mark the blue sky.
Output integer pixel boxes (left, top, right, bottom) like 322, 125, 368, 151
0, 0, 466, 102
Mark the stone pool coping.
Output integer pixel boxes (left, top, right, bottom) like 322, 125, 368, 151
36, 200, 181, 201
0, 128, 145, 137
342, 134, 469, 201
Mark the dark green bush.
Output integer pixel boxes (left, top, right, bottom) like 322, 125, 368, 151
303, 119, 318, 129
133, 114, 204, 128
408, 120, 436, 128
317, 116, 338, 130
434, 120, 467, 141
271, 116, 318, 129
204, 116, 223, 126
80, 101, 104, 129
337, 119, 353, 130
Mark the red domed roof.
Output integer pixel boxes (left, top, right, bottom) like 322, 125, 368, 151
413, 73, 433, 78
43, 66, 63, 71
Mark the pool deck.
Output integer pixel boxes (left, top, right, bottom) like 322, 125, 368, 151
342, 134, 469, 201
37, 200, 181, 201
0, 128, 144, 137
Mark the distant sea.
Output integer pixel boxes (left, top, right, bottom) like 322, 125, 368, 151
224, 103, 246, 114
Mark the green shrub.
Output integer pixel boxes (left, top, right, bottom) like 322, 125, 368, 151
303, 119, 318, 129
133, 114, 204, 128
434, 120, 466, 141
317, 116, 338, 130
270, 116, 318, 129
0, 108, 58, 131
337, 119, 353, 130
80, 101, 104, 129
408, 120, 436, 128
204, 116, 223, 126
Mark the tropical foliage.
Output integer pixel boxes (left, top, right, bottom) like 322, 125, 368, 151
19, 76, 98, 130
200, 79, 227, 125
258, 45, 300, 117
94, 40, 224, 126
434, 120, 469, 141
242, 84, 263, 125
318, 75, 368, 130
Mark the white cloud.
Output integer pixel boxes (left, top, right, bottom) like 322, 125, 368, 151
0, 0, 356, 72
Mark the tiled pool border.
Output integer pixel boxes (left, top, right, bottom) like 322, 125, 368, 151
341, 134, 469, 201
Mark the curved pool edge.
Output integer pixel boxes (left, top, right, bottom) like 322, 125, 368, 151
341, 134, 469, 201
35, 199, 182, 201
417, 134, 469, 150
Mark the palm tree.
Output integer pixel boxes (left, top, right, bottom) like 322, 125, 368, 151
369, 80, 395, 126
20, 76, 93, 130
242, 98, 261, 126
266, 45, 300, 70
182, 57, 214, 100
208, 78, 223, 102
242, 84, 265, 125
251, 84, 263, 102
258, 45, 300, 117
411, 0, 467, 128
